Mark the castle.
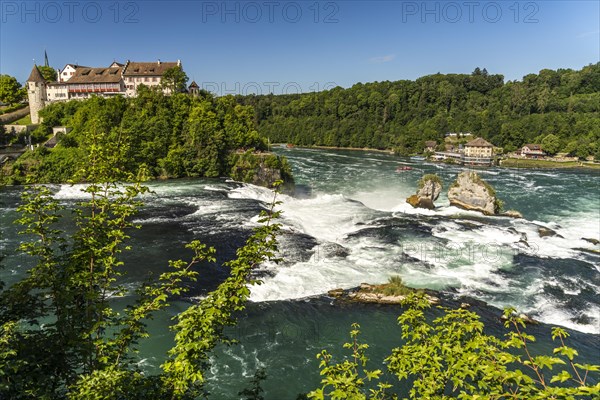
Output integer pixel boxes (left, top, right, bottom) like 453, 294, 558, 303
27, 58, 191, 124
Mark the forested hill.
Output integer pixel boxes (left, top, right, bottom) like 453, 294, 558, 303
236, 64, 600, 157
5, 88, 293, 185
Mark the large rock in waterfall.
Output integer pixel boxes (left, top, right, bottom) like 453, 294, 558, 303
406, 174, 443, 210
447, 171, 498, 215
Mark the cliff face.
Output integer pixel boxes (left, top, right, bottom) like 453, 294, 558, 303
230, 151, 295, 193
447, 171, 496, 215
251, 162, 282, 187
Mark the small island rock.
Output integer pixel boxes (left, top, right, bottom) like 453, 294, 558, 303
406, 174, 443, 210
447, 171, 499, 215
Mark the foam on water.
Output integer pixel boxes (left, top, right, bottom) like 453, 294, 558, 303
6, 149, 597, 334
53, 183, 91, 200
231, 156, 599, 333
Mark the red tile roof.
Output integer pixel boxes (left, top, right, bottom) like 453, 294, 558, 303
67, 67, 123, 84
123, 61, 178, 76
466, 137, 493, 147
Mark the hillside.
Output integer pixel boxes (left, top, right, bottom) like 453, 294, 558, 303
236, 64, 600, 158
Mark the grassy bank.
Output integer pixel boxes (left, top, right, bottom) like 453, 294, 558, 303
12, 114, 32, 125
500, 158, 600, 169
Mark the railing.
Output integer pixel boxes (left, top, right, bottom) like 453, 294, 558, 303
67, 83, 121, 93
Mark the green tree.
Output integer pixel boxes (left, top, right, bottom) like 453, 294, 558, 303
234, 63, 600, 156
309, 293, 600, 399
161, 66, 189, 94
6, 93, 292, 186
0, 75, 25, 105
0, 124, 283, 398
541, 133, 561, 155
37, 66, 58, 82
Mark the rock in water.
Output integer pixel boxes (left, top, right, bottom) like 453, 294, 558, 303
406, 194, 435, 209
327, 288, 344, 297
538, 227, 563, 238
406, 174, 443, 210
582, 237, 600, 246
418, 178, 442, 201
447, 171, 498, 215
502, 210, 523, 218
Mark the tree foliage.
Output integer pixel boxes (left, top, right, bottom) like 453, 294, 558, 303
418, 173, 442, 190
161, 66, 189, 94
0, 75, 25, 105
236, 63, 600, 157
0, 120, 284, 398
541, 133, 561, 155
4, 90, 294, 186
309, 293, 600, 399
38, 66, 58, 82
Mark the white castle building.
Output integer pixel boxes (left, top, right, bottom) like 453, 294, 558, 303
27, 59, 182, 124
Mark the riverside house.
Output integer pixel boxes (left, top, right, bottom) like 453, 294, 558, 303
463, 137, 494, 166
424, 140, 437, 153
521, 144, 545, 159
433, 137, 495, 166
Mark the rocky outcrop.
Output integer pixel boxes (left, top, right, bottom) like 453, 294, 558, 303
447, 171, 498, 215
251, 163, 284, 188
230, 151, 295, 193
347, 283, 440, 305
582, 237, 600, 246
406, 174, 442, 210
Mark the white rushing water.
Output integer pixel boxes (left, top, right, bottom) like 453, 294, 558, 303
2, 149, 598, 334
225, 149, 600, 334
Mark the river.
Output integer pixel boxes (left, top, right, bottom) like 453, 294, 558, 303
1, 147, 599, 398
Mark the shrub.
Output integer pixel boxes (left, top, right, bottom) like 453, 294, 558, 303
418, 173, 443, 190
379, 276, 414, 297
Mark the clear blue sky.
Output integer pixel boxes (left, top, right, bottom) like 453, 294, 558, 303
1, 0, 598, 94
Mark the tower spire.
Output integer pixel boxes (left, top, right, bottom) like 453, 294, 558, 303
44, 50, 49, 67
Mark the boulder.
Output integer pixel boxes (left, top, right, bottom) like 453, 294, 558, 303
319, 242, 350, 258
327, 288, 345, 297
502, 210, 523, 218
447, 171, 497, 215
406, 194, 435, 210
406, 174, 442, 210
582, 237, 600, 246
418, 178, 442, 201
538, 227, 563, 238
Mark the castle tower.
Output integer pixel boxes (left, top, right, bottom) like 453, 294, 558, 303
188, 80, 200, 97
27, 65, 47, 124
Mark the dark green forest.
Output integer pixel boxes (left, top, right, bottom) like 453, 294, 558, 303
5, 87, 292, 185
236, 64, 600, 157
